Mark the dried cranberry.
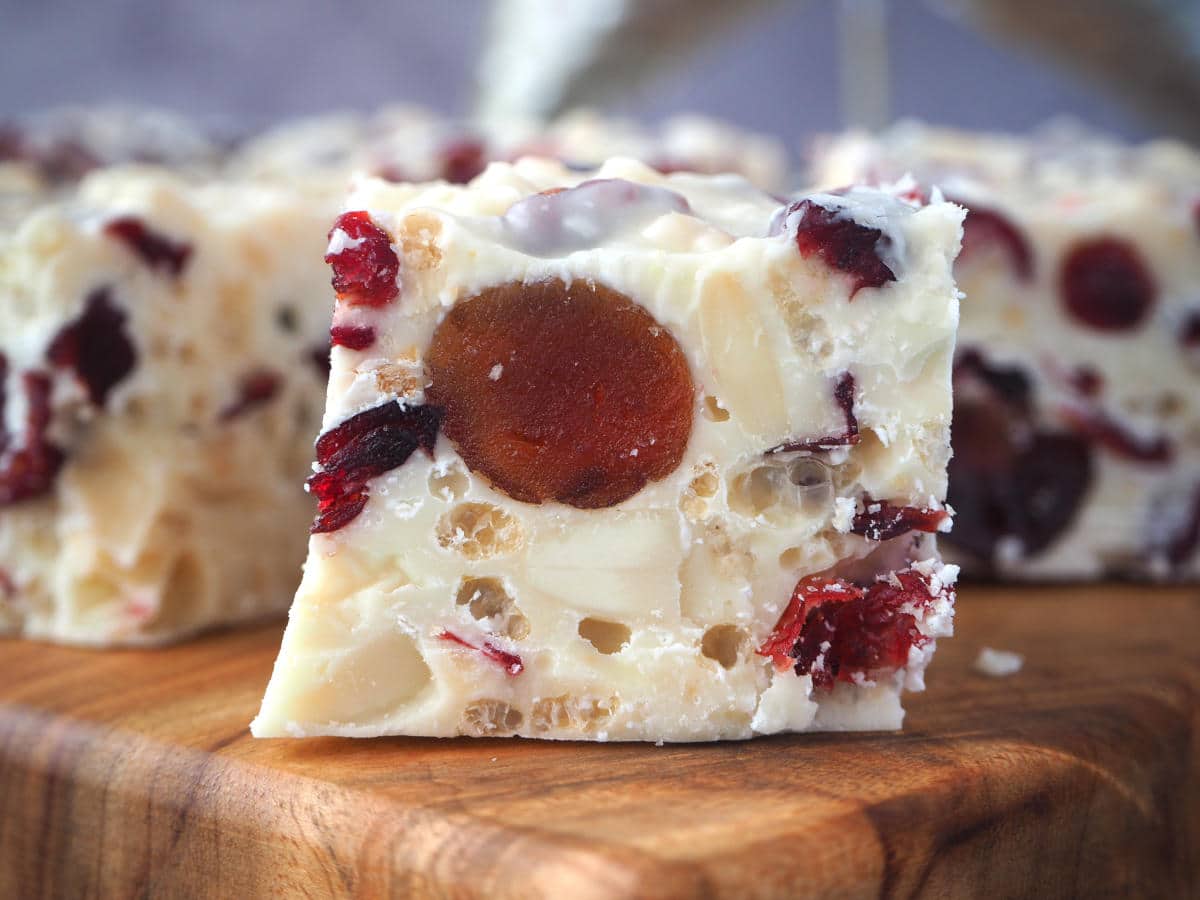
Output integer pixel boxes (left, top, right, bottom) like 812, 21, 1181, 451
0, 372, 65, 507
330, 324, 376, 351
851, 499, 950, 542
757, 569, 948, 689
954, 349, 1033, 412
45, 288, 136, 408
219, 369, 282, 422
308, 402, 443, 533
1058, 406, 1171, 464
439, 630, 524, 675
788, 199, 896, 297
104, 217, 192, 277
325, 211, 400, 307
951, 199, 1033, 281
439, 137, 488, 185
766, 372, 860, 453
1060, 238, 1156, 332
426, 278, 694, 509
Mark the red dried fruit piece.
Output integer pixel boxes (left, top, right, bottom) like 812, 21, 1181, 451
1060, 238, 1156, 332
788, 199, 896, 297
851, 499, 950, 542
439, 629, 524, 675
766, 371, 860, 453
439, 137, 488, 185
1059, 405, 1172, 464
219, 369, 282, 422
104, 216, 192, 277
46, 288, 137, 407
426, 278, 694, 508
757, 569, 946, 688
950, 198, 1033, 281
0, 566, 14, 600
308, 402, 443, 533
0, 372, 65, 507
325, 211, 400, 307
330, 324, 377, 351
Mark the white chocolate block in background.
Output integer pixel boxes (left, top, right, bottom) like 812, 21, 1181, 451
253, 158, 964, 741
813, 122, 1200, 580
0, 167, 337, 644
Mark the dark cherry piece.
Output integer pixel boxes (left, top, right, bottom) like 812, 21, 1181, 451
325, 211, 400, 307
439, 137, 488, 185
46, 288, 137, 407
757, 570, 946, 689
947, 350, 1094, 563
1059, 238, 1156, 332
439, 630, 524, 675
103, 217, 192, 277
219, 369, 283, 422
426, 278, 694, 509
950, 199, 1033, 281
788, 199, 896, 297
308, 402, 443, 533
851, 499, 950, 542
0, 372, 65, 507
330, 324, 377, 351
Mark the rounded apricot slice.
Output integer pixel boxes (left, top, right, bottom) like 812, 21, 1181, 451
427, 278, 694, 508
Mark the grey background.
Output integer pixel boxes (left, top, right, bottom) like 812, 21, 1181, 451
0, 0, 1155, 146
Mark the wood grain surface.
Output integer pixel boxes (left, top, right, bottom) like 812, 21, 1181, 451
1, 584, 1197, 899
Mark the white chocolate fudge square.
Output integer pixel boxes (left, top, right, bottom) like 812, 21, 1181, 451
252, 158, 963, 741
814, 122, 1200, 580
0, 166, 337, 644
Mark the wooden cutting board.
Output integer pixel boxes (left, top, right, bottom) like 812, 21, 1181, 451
1, 584, 1197, 899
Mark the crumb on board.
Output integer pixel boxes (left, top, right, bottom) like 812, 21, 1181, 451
973, 647, 1024, 677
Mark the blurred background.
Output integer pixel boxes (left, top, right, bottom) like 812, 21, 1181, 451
4, 0, 1195, 147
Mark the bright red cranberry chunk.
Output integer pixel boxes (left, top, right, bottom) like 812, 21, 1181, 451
1060, 238, 1156, 332
851, 499, 949, 542
788, 199, 896, 297
439, 630, 524, 675
0, 372, 65, 507
757, 569, 947, 689
325, 211, 400, 307
46, 288, 137, 407
330, 324, 377, 351
104, 217, 192, 277
308, 402, 443, 533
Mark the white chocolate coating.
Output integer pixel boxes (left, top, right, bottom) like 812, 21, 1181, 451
253, 158, 963, 741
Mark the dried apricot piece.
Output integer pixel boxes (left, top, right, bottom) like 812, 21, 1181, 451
426, 278, 694, 508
